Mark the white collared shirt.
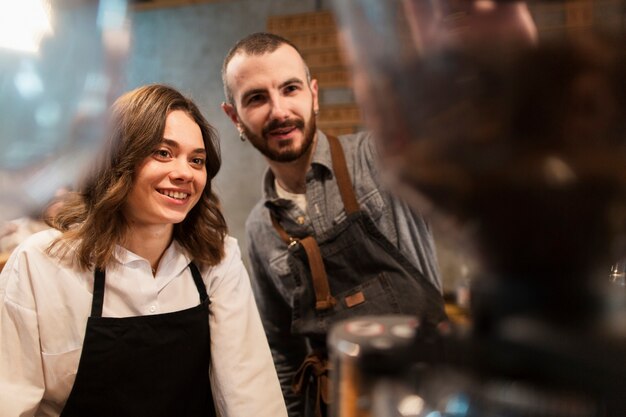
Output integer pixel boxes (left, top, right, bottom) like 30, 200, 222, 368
0, 228, 287, 417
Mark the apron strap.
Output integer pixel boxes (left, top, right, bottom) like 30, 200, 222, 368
91, 268, 106, 318
292, 350, 332, 417
327, 135, 360, 216
91, 262, 208, 319
270, 214, 336, 311
300, 236, 336, 311
188, 262, 209, 303
268, 134, 359, 312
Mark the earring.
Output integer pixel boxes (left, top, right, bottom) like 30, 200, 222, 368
239, 132, 246, 142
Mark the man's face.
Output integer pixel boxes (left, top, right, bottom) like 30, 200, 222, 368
222, 44, 319, 163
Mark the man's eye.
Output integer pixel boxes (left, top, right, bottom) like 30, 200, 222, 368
247, 93, 271, 106
284, 85, 299, 94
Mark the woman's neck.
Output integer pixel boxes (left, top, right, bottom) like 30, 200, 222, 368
122, 224, 174, 274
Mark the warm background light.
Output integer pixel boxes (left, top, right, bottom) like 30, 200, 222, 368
0, 0, 53, 54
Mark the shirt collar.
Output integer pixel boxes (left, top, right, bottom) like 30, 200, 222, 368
261, 130, 333, 206
112, 239, 191, 277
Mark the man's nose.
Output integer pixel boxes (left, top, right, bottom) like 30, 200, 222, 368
269, 95, 290, 120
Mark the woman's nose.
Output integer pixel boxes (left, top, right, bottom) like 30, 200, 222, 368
170, 158, 193, 182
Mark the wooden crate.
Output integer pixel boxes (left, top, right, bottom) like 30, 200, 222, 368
302, 50, 346, 70
267, 11, 340, 52
316, 124, 362, 137
312, 68, 351, 89
267, 11, 336, 34
318, 104, 361, 125
282, 32, 339, 51
268, 11, 363, 131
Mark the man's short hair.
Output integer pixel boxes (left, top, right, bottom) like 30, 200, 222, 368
221, 32, 311, 105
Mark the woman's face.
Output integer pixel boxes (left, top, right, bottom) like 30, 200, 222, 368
123, 110, 207, 229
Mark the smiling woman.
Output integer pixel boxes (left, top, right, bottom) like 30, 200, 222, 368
51, 84, 225, 272
0, 84, 288, 417
123, 110, 209, 252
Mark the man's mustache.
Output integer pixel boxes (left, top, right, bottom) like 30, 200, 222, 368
263, 118, 305, 136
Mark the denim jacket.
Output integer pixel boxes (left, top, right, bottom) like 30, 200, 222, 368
245, 130, 442, 417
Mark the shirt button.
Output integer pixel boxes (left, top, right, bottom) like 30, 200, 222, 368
149, 305, 157, 313
297, 216, 306, 225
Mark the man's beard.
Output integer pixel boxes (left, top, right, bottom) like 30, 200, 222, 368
241, 109, 316, 163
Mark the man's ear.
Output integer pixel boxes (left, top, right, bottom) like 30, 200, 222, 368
221, 102, 239, 126
310, 79, 320, 115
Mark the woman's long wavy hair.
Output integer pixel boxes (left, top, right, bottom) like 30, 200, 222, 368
48, 84, 228, 270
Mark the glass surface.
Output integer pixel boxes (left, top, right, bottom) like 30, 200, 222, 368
333, 0, 626, 287
331, 1, 626, 415
609, 260, 626, 286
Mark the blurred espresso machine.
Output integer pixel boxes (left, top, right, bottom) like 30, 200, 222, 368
328, 1, 626, 416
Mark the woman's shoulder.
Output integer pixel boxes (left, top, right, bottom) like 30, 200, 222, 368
185, 235, 242, 277
200, 235, 242, 274
198, 235, 249, 293
11, 228, 62, 255
1, 229, 66, 295
223, 234, 238, 245
221, 235, 242, 262
5, 228, 79, 272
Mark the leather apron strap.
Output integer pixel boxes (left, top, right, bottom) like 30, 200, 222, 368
270, 135, 355, 312
271, 215, 336, 310
292, 351, 331, 417
326, 135, 359, 216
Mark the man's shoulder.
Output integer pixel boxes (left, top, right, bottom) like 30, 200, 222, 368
334, 130, 373, 160
336, 130, 371, 145
245, 199, 271, 233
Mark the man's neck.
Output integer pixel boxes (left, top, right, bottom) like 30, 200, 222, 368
268, 135, 318, 194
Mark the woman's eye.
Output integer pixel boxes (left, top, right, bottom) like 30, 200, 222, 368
154, 149, 171, 159
191, 157, 205, 166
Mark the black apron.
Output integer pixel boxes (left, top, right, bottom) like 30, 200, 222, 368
271, 135, 447, 417
60, 262, 216, 417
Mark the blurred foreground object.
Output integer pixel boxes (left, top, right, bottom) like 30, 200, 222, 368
331, 0, 626, 416
0, 0, 130, 221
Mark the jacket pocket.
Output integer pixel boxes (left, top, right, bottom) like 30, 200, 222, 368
292, 272, 402, 336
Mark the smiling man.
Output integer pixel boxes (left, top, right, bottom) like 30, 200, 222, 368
221, 32, 447, 417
